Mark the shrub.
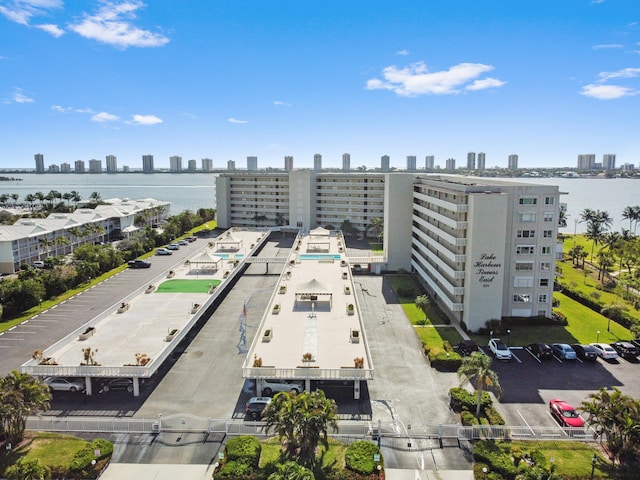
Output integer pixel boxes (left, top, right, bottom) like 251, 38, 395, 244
472, 441, 518, 478
224, 435, 261, 468
69, 438, 113, 471
460, 411, 479, 426
484, 406, 505, 425
215, 460, 255, 479
449, 387, 492, 412
345, 440, 382, 475
431, 351, 462, 371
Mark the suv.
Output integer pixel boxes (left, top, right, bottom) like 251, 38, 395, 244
245, 397, 271, 420
128, 259, 151, 269
99, 378, 134, 393
610, 341, 639, 359
262, 379, 304, 396
488, 338, 512, 361
156, 248, 172, 255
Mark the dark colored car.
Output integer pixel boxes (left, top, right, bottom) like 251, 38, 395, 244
610, 341, 639, 359
245, 397, 271, 420
99, 378, 134, 393
456, 340, 479, 356
572, 344, 598, 361
128, 259, 151, 269
528, 343, 553, 359
631, 339, 640, 350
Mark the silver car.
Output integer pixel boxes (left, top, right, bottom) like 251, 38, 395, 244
262, 379, 304, 395
44, 377, 85, 393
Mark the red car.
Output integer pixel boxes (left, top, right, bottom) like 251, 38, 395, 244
549, 399, 584, 427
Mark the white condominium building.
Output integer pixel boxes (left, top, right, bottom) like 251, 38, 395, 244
217, 172, 561, 332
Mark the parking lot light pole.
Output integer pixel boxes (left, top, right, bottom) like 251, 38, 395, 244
597, 330, 600, 343
590, 454, 597, 480
507, 329, 511, 346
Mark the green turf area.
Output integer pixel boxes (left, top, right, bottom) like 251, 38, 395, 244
156, 279, 221, 293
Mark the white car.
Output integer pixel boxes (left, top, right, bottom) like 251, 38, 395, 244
44, 377, 85, 393
488, 338, 512, 361
165, 244, 180, 250
156, 248, 173, 255
590, 343, 619, 360
262, 379, 304, 396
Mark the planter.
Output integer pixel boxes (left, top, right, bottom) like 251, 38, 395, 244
262, 329, 273, 342
165, 329, 179, 342
223, 271, 230, 278
347, 304, 354, 315
191, 304, 201, 314
279, 285, 287, 294
342, 271, 348, 279
209, 285, 217, 294
340, 260, 347, 267
272, 305, 281, 314
350, 329, 360, 343
79, 327, 96, 341
167, 271, 175, 278
145, 284, 155, 294
117, 302, 129, 313
344, 286, 351, 295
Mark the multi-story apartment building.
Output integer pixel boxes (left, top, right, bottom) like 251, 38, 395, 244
466, 152, 476, 170
313, 154, 322, 171
34, 153, 45, 173
445, 158, 456, 171
227, 160, 236, 170
602, 154, 616, 170
284, 156, 294, 172
247, 156, 258, 171
48, 164, 60, 173
425, 155, 435, 171
216, 172, 560, 332
477, 152, 486, 170
142, 155, 154, 172
407, 156, 417, 171
106, 155, 117, 173
187, 159, 197, 172
508, 154, 519, 171
60, 163, 71, 173
577, 154, 596, 170
342, 153, 351, 171
75, 160, 86, 173
202, 158, 214, 172
169, 155, 182, 172
381, 155, 390, 171
88, 159, 102, 173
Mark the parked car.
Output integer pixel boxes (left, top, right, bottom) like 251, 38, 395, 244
245, 396, 272, 420
186, 236, 197, 242
262, 379, 304, 395
456, 339, 479, 356
527, 342, 553, 359
610, 341, 638, 359
165, 244, 180, 250
551, 343, 577, 360
488, 338, 512, 361
178, 239, 189, 246
631, 338, 640, 350
156, 248, 173, 255
99, 378, 134, 393
44, 377, 85, 393
128, 259, 151, 269
549, 399, 584, 427
571, 344, 598, 361
590, 343, 619, 360
33, 260, 46, 268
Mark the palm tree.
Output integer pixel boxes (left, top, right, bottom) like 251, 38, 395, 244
267, 461, 315, 480
0, 193, 8, 206
63, 192, 73, 207
415, 294, 431, 319
34, 191, 45, 209
89, 191, 101, 202
0, 370, 51, 443
368, 217, 383, 239
457, 352, 502, 417
622, 206, 640, 234
68, 226, 83, 252
11, 193, 19, 206
5, 457, 51, 480
70, 190, 81, 208
38, 237, 55, 260
24, 193, 36, 212
54, 235, 70, 256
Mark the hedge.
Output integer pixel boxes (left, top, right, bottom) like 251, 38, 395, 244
345, 441, 382, 475
224, 435, 261, 468
449, 387, 492, 413
430, 351, 462, 371
69, 439, 113, 471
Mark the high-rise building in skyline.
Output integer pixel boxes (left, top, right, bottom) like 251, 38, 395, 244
381, 155, 390, 170
508, 154, 519, 171
602, 154, 616, 170
228, 160, 236, 170
342, 153, 350, 171
169, 155, 182, 172
88, 159, 102, 173
445, 158, 456, 171
34, 153, 45, 173
577, 154, 596, 170
406, 155, 417, 171
142, 154, 154, 173
106, 154, 117, 173
187, 159, 197, 172
284, 156, 294, 172
202, 158, 214, 172
60, 162, 71, 173
74, 160, 85, 173
48, 164, 60, 173
313, 154, 322, 171
247, 156, 258, 171
466, 152, 476, 170
425, 155, 434, 171
477, 152, 486, 170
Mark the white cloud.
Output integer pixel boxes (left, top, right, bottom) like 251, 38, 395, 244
0, 0, 62, 25
273, 100, 291, 107
228, 117, 248, 124
6, 88, 35, 103
592, 44, 623, 50
597, 67, 640, 82
92, 111, 119, 122
591, 0, 606, 4
366, 61, 504, 96
69, 1, 169, 49
396, 49, 409, 56
580, 84, 636, 99
36, 23, 64, 37
131, 114, 162, 125
51, 105, 71, 112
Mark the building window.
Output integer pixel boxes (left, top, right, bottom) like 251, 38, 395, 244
518, 213, 537, 222
515, 262, 534, 271
541, 246, 551, 255
519, 197, 537, 205
537, 309, 547, 316
514, 277, 534, 287
543, 212, 554, 222
539, 278, 549, 287
517, 230, 536, 238
513, 294, 531, 303
543, 230, 553, 238
544, 197, 555, 205
540, 262, 551, 271
516, 246, 535, 255
538, 294, 548, 303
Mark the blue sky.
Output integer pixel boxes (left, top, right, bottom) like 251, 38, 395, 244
1, 0, 639, 170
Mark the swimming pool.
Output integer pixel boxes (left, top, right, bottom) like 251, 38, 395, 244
299, 254, 341, 260
214, 253, 244, 259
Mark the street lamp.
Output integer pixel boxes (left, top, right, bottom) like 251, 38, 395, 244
597, 330, 600, 343
507, 329, 511, 346
590, 454, 597, 480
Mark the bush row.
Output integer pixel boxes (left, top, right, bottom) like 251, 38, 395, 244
344, 441, 382, 475
561, 284, 636, 329
217, 436, 261, 478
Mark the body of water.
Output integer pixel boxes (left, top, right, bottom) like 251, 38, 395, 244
2, 173, 639, 234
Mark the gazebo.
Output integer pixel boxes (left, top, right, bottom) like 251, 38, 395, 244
307, 227, 331, 252
189, 251, 223, 272
294, 278, 333, 308
216, 232, 243, 251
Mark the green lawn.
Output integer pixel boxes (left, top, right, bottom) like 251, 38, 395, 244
259, 437, 347, 473
156, 279, 221, 293
415, 326, 463, 348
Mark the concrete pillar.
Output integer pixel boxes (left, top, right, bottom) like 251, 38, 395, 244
85, 376, 92, 396
354, 379, 360, 400
305, 378, 311, 392
133, 377, 140, 397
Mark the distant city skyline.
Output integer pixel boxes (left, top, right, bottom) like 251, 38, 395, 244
1, 1, 639, 169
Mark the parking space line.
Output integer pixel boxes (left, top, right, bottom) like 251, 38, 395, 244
525, 348, 542, 363
516, 410, 536, 435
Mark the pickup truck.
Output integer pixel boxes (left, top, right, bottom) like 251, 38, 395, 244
128, 259, 151, 269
